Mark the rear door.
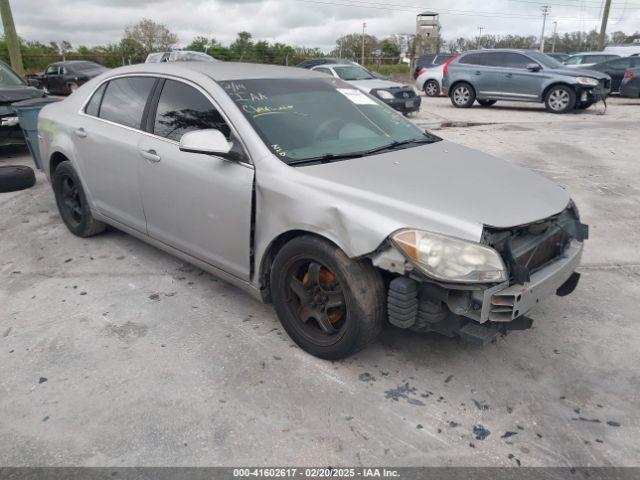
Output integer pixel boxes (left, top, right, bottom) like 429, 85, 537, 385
456, 53, 496, 96
137, 78, 254, 280
76, 76, 157, 232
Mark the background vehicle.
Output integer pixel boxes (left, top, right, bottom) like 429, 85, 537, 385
145, 50, 217, 63
590, 56, 640, 93
0, 60, 46, 147
620, 67, 640, 98
38, 62, 585, 359
413, 53, 455, 79
311, 63, 421, 114
33, 61, 108, 95
546, 53, 570, 62
604, 44, 640, 57
297, 58, 389, 80
415, 63, 446, 97
442, 49, 611, 113
563, 52, 620, 69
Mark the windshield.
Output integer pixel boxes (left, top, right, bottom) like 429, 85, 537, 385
333, 66, 375, 81
220, 78, 434, 165
527, 51, 564, 69
0, 62, 25, 87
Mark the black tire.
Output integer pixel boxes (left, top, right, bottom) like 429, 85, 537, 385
544, 85, 576, 113
450, 82, 476, 108
52, 161, 106, 237
0, 165, 36, 193
477, 99, 497, 107
270, 235, 385, 359
424, 79, 440, 97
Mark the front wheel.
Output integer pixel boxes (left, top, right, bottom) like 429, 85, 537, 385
52, 161, 106, 237
424, 80, 440, 97
450, 82, 476, 108
477, 99, 497, 107
545, 85, 576, 113
270, 235, 385, 359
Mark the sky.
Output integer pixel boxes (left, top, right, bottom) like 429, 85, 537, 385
6, 0, 640, 51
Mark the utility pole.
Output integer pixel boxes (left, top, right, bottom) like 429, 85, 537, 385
539, 5, 550, 52
0, 0, 24, 76
551, 21, 558, 52
361, 22, 367, 65
477, 26, 484, 49
598, 0, 612, 51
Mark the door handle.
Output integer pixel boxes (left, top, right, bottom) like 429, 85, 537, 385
474, 71, 481, 75
74, 127, 87, 138
506, 73, 513, 78
140, 149, 161, 163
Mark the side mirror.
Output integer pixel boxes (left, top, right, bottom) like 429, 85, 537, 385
179, 129, 232, 157
526, 63, 542, 72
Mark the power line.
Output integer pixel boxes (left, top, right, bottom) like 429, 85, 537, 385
294, 0, 605, 20
508, 0, 640, 10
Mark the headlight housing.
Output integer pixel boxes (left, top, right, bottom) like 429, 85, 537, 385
575, 77, 599, 86
375, 89, 395, 100
391, 229, 507, 283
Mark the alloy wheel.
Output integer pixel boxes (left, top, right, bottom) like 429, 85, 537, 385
548, 89, 570, 111
425, 81, 438, 96
286, 259, 347, 342
453, 86, 470, 105
59, 175, 83, 226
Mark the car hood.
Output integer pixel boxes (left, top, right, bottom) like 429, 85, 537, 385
348, 79, 407, 91
553, 67, 609, 79
0, 86, 45, 104
297, 140, 570, 242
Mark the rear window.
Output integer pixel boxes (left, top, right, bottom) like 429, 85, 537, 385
98, 77, 156, 129
84, 83, 106, 116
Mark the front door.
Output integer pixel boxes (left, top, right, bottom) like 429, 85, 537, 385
138, 79, 254, 280
75, 76, 157, 232
44, 65, 64, 94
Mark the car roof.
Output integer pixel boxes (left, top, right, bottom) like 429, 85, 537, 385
314, 64, 359, 69
100, 61, 323, 81
51, 60, 99, 66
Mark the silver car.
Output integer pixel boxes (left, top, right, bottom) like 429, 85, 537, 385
38, 62, 588, 359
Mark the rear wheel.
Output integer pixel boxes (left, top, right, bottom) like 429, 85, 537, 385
545, 85, 576, 113
424, 80, 439, 97
450, 82, 476, 108
68, 83, 78, 94
52, 161, 106, 237
477, 99, 497, 107
270, 235, 385, 359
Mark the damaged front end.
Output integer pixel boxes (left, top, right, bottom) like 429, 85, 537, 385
371, 204, 588, 346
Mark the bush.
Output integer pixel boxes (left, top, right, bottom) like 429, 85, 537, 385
364, 64, 410, 76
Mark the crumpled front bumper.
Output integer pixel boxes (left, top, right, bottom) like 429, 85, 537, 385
479, 240, 583, 323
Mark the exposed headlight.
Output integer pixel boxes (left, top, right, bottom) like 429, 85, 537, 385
391, 229, 507, 283
375, 89, 395, 100
575, 77, 599, 86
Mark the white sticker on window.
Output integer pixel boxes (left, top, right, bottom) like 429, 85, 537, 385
337, 88, 377, 105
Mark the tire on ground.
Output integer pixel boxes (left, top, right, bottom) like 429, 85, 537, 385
52, 160, 106, 237
544, 85, 576, 113
424, 80, 440, 97
477, 99, 497, 107
450, 82, 476, 108
0, 165, 36, 193
270, 235, 385, 359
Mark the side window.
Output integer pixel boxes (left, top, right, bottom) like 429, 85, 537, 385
46, 65, 58, 75
564, 56, 581, 65
84, 83, 107, 117
481, 52, 508, 67
458, 53, 485, 66
153, 79, 231, 142
314, 67, 333, 76
504, 53, 533, 69
99, 77, 156, 129
607, 58, 631, 69
631, 58, 640, 68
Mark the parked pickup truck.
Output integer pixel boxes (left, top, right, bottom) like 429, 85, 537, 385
33, 61, 108, 95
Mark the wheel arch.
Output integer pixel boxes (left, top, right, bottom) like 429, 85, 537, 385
49, 151, 69, 179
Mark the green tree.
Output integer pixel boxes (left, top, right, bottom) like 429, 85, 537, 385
230, 31, 253, 61
123, 18, 177, 55
379, 38, 400, 61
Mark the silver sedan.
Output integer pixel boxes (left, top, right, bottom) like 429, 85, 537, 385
39, 62, 588, 359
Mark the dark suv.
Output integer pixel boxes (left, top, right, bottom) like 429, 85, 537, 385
441, 49, 611, 113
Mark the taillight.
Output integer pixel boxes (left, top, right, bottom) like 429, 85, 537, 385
418, 68, 426, 77
624, 70, 634, 78
442, 54, 460, 76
